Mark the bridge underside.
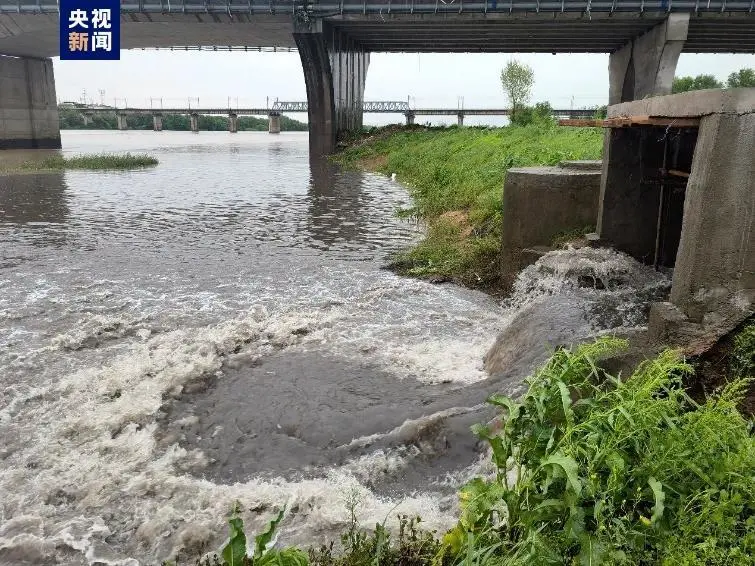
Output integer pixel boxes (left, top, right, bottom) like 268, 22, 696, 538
0, 10, 754, 151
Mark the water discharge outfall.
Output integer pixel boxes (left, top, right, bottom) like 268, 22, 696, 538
1, 131, 669, 565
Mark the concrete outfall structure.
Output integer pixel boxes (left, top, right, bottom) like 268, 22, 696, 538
0, 55, 59, 149
501, 161, 602, 282
595, 89, 754, 341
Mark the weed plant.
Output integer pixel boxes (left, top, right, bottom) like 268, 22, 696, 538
13, 152, 159, 171
335, 124, 603, 287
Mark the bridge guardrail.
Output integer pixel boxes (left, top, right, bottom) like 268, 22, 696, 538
1, 1, 754, 13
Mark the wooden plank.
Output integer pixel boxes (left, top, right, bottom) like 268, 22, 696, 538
668, 169, 691, 178
559, 116, 700, 128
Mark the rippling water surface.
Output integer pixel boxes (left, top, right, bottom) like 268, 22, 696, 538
0, 131, 669, 565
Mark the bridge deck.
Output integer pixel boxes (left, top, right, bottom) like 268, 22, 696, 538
0, 2, 754, 58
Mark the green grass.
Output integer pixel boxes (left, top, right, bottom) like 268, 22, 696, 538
334, 124, 603, 289
9, 152, 159, 172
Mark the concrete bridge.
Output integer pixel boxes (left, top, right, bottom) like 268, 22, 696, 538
73, 102, 597, 132
1, 1, 754, 152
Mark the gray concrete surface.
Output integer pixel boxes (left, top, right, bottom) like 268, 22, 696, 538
0, 55, 59, 149
670, 112, 755, 321
501, 163, 602, 278
294, 20, 368, 156
268, 113, 281, 134
608, 14, 688, 104
608, 87, 755, 118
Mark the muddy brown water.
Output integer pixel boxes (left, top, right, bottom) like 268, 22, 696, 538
0, 131, 670, 565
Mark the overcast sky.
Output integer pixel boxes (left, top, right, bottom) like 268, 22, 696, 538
53, 51, 755, 125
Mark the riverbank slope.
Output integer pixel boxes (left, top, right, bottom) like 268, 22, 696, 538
334, 124, 603, 292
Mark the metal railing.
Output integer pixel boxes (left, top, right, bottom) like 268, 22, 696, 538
2, 0, 754, 14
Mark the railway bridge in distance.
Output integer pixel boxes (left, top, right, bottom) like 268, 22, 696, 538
1, 1, 754, 153
73, 101, 598, 132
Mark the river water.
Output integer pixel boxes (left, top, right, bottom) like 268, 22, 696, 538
0, 131, 670, 565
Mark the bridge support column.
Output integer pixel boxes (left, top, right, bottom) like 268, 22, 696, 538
457, 113, 464, 127
153, 114, 162, 131
0, 55, 60, 149
82, 114, 90, 127
609, 14, 688, 104
116, 114, 128, 130
405, 112, 415, 126
190, 113, 199, 133
268, 112, 281, 134
229, 113, 238, 133
294, 20, 369, 156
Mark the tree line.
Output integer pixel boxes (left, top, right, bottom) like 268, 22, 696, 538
58, 105, 308, 131
672, 68, 755, 93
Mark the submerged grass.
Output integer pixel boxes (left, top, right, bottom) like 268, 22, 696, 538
3, 152, 159, 173
178, 333, 755, 566
334, 124, 603, 289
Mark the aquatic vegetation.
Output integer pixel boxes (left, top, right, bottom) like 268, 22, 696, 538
334, 124, 603, 289
187, 338, 754, 565
12, 152, 159, 171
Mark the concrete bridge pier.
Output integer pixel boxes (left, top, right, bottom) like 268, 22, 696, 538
268, 111, 281, 134
82, 113, 91, 127
229, 113, 238, 133
457, 113, 464, 127
0, 55, 60, 149
153, 114, 163, 131
405, 112, 415, 126
190, 113, 199, 133
294, 20, 369, 156
609, 14, 689, 104
116, 114, 128, 130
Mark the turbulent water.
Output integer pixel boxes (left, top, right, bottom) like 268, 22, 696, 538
0, 131, 670, 565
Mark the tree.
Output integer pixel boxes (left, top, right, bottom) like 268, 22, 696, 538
500, 59, 534, 123
727, 68, 755, 88
672, 74, 723, 93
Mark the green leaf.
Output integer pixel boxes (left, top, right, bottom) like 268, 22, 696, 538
556, 381, 574, 428
256, 548, 309, 566
221, 516, 248, 566
578, 533, 607, 566
254, 507, 286, 558
541, 453, 582, 496
648, 477, 665, 525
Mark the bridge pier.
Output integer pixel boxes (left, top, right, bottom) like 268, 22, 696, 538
82, 113, 90, 127
268, 112, 281, 134
405, 112, 415, 126
229, 113, 238, 133
0, 55, 60, 149
116, 114, 128, 130
190, 113, 199, 133
153, 114, 163, 132
294, 20, 369, 156
609, 14, 689, 104
457, 113, 464, 127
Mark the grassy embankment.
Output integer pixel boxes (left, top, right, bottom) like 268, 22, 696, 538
334, 124, 603, 290
178, 322, 755, 566
1, 152, 158, 173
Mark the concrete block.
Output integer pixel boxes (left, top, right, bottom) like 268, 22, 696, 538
501, 163, 602, 277
0, 55, 60, 149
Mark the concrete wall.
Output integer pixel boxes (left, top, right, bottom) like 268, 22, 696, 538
0, 55, 60, 149
671, 112, 755, 321
502, 161, 602, 277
